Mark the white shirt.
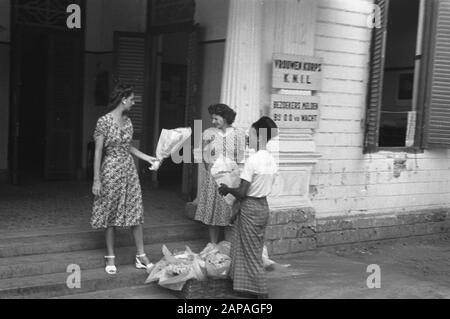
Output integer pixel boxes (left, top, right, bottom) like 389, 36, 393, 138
240, 150, 278, 198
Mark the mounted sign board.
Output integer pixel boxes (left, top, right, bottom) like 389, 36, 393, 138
270, 94, 320, 129
272, 53, 323, 91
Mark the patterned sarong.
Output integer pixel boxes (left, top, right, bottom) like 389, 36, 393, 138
230, 197, 269, 295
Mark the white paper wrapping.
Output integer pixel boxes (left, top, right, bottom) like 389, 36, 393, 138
210, 155, 241, 206
149, 127, 192, 171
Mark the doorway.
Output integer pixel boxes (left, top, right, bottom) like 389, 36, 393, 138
10, 27, 84, 184
153, 31, 190, 189
16, 30, 48, 180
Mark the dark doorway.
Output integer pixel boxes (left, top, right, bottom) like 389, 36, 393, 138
10, 27, 84, 184
155, 32, 189, 188
157, 63, 188, 187
17, 30, 48, 180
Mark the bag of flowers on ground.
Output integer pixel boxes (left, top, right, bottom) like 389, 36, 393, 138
145, 245, 206, 291
199, 241, 232, 279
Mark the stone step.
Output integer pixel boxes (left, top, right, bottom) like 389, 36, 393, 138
0, 239, 207, 280
0, 222, 207, 258
54, 284, 177, 299
0, 240, 208, 299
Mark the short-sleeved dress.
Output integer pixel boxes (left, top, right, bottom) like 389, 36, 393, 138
91, 113, 144, 229
194, 127, 246, 226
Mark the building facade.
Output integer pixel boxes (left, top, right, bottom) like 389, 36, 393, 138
0, 0, 449, 255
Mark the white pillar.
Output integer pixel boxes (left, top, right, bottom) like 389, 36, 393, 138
219, 0, 321, 210
220, 0, 264, 130
262, 0, 321, 210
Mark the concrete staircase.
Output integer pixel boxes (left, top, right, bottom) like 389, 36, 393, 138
0, 222, 208, 299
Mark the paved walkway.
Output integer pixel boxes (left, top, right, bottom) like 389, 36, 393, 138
269, 235, 450, 299
62, 235, 450, 299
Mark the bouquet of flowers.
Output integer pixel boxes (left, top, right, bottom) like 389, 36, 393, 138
210, 155, 241, 206
149, 128, 192, 171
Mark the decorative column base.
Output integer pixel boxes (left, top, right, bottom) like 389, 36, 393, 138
267, 128, 321, 210
264, 128, 321, 255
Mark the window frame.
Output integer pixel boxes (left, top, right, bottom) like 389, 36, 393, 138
364, 0, 433, 153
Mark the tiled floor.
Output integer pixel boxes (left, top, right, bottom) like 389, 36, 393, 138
0, 180, 191, 233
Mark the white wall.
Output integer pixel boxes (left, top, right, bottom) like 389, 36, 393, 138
0, 0, 10, 171
195, 0, 229, 129
195, 0, 229, 41
311, 0, 450, 218
82, 0, 147, 169
85, 0, 147, 52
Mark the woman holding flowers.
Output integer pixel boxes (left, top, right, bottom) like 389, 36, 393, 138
194, 104, 246, 244
91, 82, 156, 274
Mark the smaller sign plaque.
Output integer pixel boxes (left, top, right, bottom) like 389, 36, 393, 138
270, 94, 320, 129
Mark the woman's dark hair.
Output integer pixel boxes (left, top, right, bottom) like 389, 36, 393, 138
108, 82, 134, 109
251, 116, 279, 142
208, 103, 237, 125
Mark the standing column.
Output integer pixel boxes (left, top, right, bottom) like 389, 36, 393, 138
220, 0, 264, 130
260, 0, 321, 210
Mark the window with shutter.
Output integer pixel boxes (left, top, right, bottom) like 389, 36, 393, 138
423, 0, 450, 148
114, 33, 146, 138
364, 0, 435, 152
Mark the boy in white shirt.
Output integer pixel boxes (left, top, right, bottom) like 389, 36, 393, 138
218, 116, 278, 299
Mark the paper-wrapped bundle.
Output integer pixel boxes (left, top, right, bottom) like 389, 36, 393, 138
145, 245, 206, 291
199, 241, 232, 279
210, 155, 241, 206
205, 253, 231, 279
149, 128, 192, 171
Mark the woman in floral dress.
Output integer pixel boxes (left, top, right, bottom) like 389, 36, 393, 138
91, 83, 156, 274
194, 104, 246, 244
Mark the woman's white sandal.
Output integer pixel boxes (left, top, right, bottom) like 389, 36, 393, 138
135, 253, 154, 270
104, 256, 117, 274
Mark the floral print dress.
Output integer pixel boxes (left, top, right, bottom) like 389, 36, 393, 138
91, 113, 144, 229
194, 127, 246, 226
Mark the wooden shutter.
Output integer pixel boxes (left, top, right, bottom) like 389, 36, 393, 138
114, 33, 146, 137
423, 0, 450, 147
364, 0, 389, 153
